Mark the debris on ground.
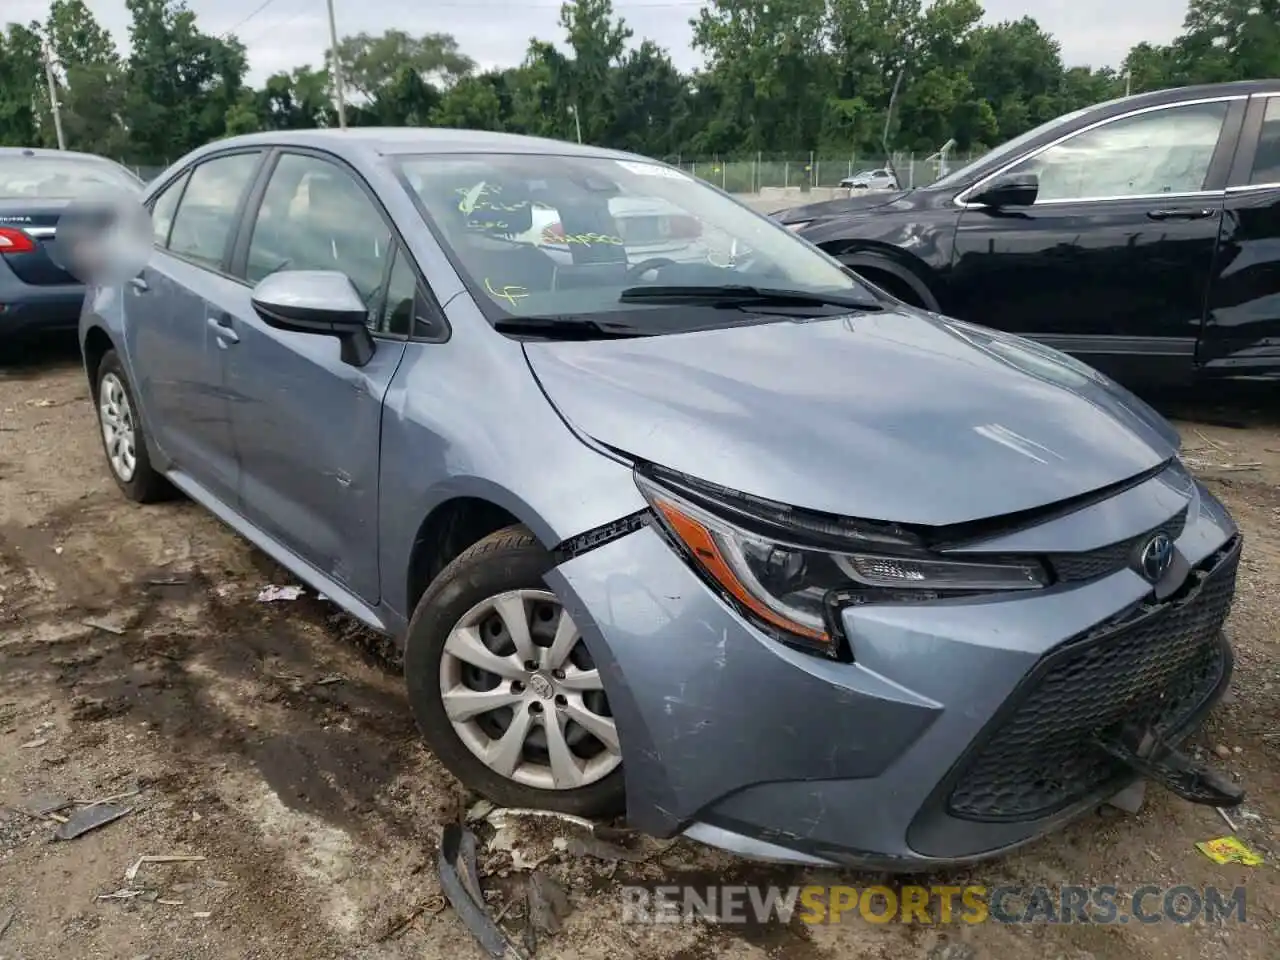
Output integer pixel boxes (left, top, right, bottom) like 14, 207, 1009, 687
524, 869, 571, 951
19, 737, 49, 749
1216, 806, 1239, 831
374, 895, 447, 942
124, 855, 206, 883
438, 823, 530, 959
1196, 836, 1265, 866
53, 802, 132, 841
555, 833, 648, 863
81, 617, 127, 636
0, 905, 15, 940
17, 793, 72, 820
257, 585, 305, 602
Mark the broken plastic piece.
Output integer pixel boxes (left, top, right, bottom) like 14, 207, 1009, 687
125, 855, 207, 882
257, 585, 304, 602
1094, 725, 1245, 806
438, 823, 530, 960
1196, 836, 1264, 866
53, 803, 131, 841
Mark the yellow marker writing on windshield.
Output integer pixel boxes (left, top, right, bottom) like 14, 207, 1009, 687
485, 278, 530, 308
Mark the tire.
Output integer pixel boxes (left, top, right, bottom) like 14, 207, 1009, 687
405, 525, 626, 817
94, 349, 174, 503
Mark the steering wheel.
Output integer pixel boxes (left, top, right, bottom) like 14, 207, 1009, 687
625, 257, 679, 282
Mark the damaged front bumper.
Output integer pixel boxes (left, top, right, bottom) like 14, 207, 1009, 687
545, 471, 1243, 870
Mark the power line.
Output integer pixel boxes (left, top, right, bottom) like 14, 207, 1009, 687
220, 0, 289, 39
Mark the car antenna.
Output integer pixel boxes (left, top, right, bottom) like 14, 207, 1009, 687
882, 67, 906, 188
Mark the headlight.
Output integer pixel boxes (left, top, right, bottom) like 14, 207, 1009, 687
783, 220, 812, 232
636, 470, 1048, 658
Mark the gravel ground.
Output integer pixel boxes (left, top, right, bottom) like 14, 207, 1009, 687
1, 339, 1277, 960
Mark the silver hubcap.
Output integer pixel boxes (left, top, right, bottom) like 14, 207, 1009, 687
99, 373, 137, 482
440, 589, 621, 790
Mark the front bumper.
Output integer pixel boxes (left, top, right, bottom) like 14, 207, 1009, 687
547, 467, 1240, 869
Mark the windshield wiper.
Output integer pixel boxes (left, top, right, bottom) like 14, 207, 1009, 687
493, 317, 650, 340
617, 284, 883, 311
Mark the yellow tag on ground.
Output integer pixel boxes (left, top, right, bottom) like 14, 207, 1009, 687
1196, 836, 1264, 866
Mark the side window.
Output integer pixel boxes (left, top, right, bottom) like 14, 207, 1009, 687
379, 246, 419, 336
246, 153, 392, 316
149, 172, 188, 248
168, 152, 261, 270
1249, 98, 1280, 186
1007, 100, 1230, 202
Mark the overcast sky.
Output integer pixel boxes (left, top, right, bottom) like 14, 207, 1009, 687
7, 0, 1190, 84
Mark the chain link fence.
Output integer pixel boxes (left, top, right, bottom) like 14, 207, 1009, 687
124, 151, 985, 195
662, 151, 985, 194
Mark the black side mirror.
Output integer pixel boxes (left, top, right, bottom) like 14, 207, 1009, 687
251, 269, 375, 366
969, 172, 1039, 208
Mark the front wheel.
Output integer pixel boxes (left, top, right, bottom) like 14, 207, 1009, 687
404, 525, 625, 816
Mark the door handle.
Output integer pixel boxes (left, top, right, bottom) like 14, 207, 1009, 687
207, 314, 239, 344
128, 276, 149, 292
1146, 208, 1217, 221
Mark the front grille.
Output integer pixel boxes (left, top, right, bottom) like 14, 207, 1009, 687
947, 537, 1239, 822
1048, 507, 1188, 582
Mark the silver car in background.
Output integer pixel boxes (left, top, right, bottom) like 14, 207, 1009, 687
81, 128, 1243, 869
839, 167, 900, 192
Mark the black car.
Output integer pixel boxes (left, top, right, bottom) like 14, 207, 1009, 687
775, 81, 1280, 387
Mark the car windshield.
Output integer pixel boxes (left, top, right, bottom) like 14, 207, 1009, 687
930, 95, 1133, 191
0, 155, 141, 199
396, 152, 873, 335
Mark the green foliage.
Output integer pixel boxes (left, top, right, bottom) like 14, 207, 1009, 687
0, 0, 1276, 165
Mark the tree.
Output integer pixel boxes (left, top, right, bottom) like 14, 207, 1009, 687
333, 30, 474, 102
43, 0, 129, 156
123, 0, 248, 163
0, 24, 44, 146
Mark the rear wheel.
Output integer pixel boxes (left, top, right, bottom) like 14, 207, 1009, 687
95, 349, 174, 503
405, 525, 625, 816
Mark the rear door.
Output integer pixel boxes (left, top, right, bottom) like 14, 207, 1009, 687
1200, 91, 1280, 377
948, 95, 1246, 384
220, 150, 412, 604
125, 150, 265, 506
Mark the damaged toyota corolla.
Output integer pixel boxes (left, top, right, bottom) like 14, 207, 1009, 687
82, 130, 1243, 870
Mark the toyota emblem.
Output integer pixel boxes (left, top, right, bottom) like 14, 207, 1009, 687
1139, 532, 1175, 583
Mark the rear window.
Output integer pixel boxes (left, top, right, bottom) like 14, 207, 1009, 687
0, 155, 141, 198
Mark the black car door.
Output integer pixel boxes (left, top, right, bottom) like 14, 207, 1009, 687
1199, 92, 1280, 378
946, 95, 1247, 385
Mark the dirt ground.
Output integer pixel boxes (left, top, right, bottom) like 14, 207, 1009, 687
1, 340, 1277, 960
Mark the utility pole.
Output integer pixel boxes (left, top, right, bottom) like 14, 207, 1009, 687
568, 104, 582, 144
1124, 70, 1132, 97
325, 0, 347, 129
41, 36, 67, 150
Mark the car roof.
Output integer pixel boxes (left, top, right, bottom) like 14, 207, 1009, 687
0, 146, 126, 163
183, 127, 650, 166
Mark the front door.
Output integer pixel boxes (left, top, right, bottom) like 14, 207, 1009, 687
1201, 92, 1280, 377
947, 96, 1245, 384
220, 151, 412, 604
125, 152, 263, 506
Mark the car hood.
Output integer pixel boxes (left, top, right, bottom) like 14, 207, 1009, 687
774, 189, 912, 224
523, 310, 1179, 527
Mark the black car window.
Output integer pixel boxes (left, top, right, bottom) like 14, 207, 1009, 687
168, 153, 261, 270
246, 153, 392, 327
1005, 100, 1231, 203
379, 245, 420, 337
149, 172, 188, 248
1249, 98, 1280, 186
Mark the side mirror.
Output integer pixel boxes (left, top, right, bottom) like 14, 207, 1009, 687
969, 172, 1039, 208
250, 269, 375, 366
